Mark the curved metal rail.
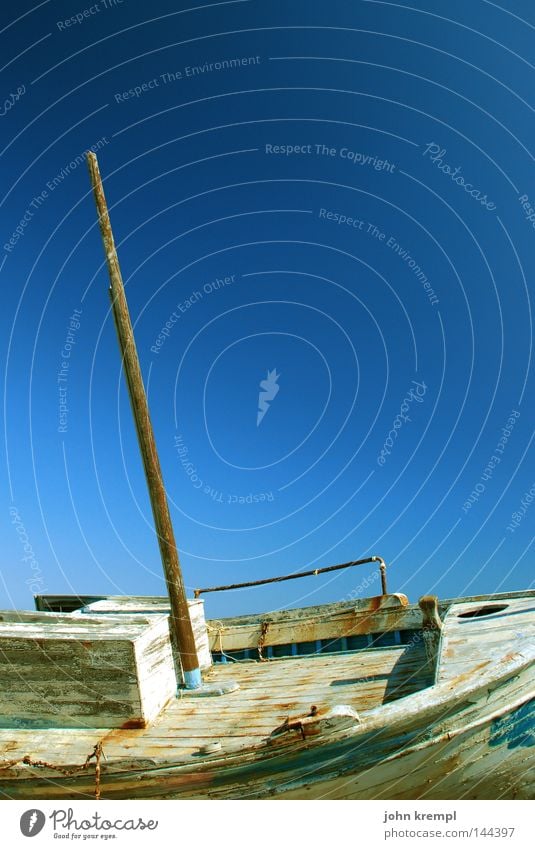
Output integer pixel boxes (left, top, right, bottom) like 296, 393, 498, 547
193, 556, 388, 598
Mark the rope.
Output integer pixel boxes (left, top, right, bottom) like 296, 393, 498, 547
84, 741, 104, 800
206, 620, 233, 663
0, 741, 104, 799
206, 620, 252, 663
0, 757, 24, 771
257, 622, 269, 661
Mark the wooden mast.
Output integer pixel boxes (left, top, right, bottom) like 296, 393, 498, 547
86, 152, 201, 689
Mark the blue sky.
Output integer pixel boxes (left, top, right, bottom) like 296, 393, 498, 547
1, 0, 533, 618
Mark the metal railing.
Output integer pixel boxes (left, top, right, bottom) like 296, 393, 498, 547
193, 555, 388, 598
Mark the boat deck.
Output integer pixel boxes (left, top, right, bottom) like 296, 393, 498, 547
438, 595, 535, 681
0, 640, 431, 772
0, 592, 533, 799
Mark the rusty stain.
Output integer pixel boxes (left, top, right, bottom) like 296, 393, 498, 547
83, 741, 104, 800
2, 741, 107, 800
120, 719, 147, 730
0, 591, 533, 799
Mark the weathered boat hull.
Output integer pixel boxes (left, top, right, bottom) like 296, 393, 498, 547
277, 688, 535, 800
1, 592, 533, 800
0, 639, 532, 801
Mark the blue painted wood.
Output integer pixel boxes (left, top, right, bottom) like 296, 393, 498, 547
489, 699, 535, 750
183, 668, 202, 689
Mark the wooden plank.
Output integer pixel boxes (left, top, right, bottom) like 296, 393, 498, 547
206, 648, 428, 682
82, 599, 212, 671
0, 648, 523, 798
32, 589, 535, 621
208, 615, 423, 651
0, 609, 162, 629
76, 593, 407, 619
87, 151, 200, 681
438, 596, 534, 683
0, 593, 530, 799
0, 641, 433, 765
0, 612, 179, 728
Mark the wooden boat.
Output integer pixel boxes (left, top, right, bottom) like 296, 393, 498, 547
0, 155, 532, 801
0, 586, 533, 800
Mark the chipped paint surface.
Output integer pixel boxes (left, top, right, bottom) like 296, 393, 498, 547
489, 699, 535, 750
0, 612, 176, 728
0, 591, 533, 799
